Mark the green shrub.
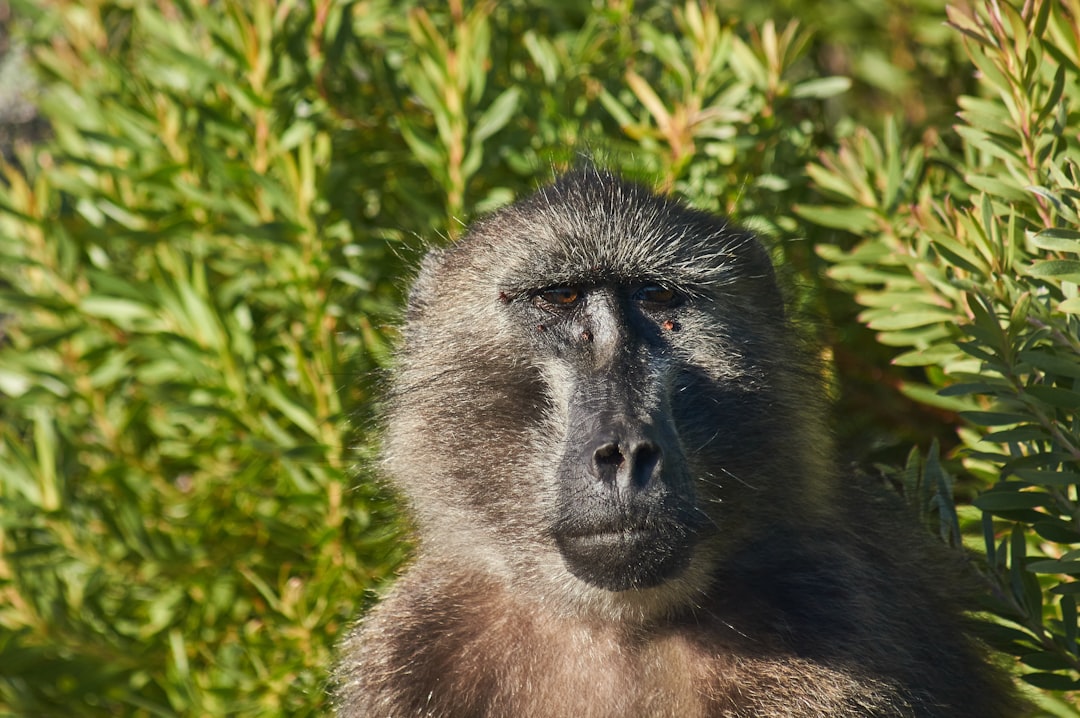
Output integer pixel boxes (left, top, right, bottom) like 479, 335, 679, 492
801, 0, 1080, 709
0, 1, 411, 713
1, 0, 1078, 714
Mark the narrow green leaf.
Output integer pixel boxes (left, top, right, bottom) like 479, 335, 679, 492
793, 204, 879, 233
1063, 594, 1078, 648
984, 426, 1048, 442
472, 87, 521, 143
900, 382, 976, 412
1026, 559, 1080, 575
1032, 227, 1080, 253
1028, 259, 1080, 282
959, 410, 1031, 425
1029, 186, 1080, 224
975, 491, 1052, 511
977, 622, 1043, 656
982, 510, 997, 565
1033, 0, 1053, 37
1011, 526, 1039, 617
945, 7, 994, 47
955, 340, 1005, 367
967, 44, 1013, 94
892, 344, 962, 367
1033, 520, 1080, 543
864, 309, 954, 331
80, 296, 156, 326
956, 96, 1012, 135
597, 88, 637, 129
398, 121, 444, 175
1024, 385, 1080, 409
262, 385, 321, 441
828, 264, 909, 285
966, 173, 1029, 201
805, 164, 863, 203
522, 31, 558, 86
1019, 669, 1080, 691
1013, 470, 1080, 487
1018, 350, 1080, 379
930, 233, 987, 274
1036, 64, 1067, 127
954, 125, 1017, 164
790, 76, 851, 99
1003, 452, 1073, 472
938, 381, 1008, 397
880, 116, 902, 210
1020, 652, 1076, 671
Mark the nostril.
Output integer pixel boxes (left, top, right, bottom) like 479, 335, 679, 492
633, 441, 660, 467
594, 442, 625, 468
631, 441, 662, 486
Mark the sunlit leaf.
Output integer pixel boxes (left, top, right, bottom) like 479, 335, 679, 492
790, 76, 851, 99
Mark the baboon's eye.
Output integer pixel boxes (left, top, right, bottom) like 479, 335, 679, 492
535, 286, 581, 308
635, 284, 681, 306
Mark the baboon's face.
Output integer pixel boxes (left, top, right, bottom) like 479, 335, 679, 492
518, 280, 704, 592
390, 172, 793, 608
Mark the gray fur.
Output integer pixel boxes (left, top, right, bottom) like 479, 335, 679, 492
334, 169, 1021, 717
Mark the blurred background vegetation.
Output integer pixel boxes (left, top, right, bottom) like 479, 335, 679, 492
0, 0, 1078, 715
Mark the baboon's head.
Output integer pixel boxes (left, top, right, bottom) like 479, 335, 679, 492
385, 169, 832, 619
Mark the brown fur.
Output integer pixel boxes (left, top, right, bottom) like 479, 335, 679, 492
334, 170, 1022, 717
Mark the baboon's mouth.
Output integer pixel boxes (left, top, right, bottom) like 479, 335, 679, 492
553, 519, 697, 591
551, 505, 698, 542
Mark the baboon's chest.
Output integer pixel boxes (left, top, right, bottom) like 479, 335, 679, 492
450, 624, 715, 718
422, 612, 909, 718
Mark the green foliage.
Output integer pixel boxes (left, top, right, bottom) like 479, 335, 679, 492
2, 0, 1079, 714
801, 0, 1080, 705
0, 1, 410, 714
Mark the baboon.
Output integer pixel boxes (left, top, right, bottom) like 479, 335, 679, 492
335, 169, 1021, 717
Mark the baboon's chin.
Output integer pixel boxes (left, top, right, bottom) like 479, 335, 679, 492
555, 527, 696, 592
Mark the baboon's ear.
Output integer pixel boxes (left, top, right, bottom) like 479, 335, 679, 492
406, 248, 446, 321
